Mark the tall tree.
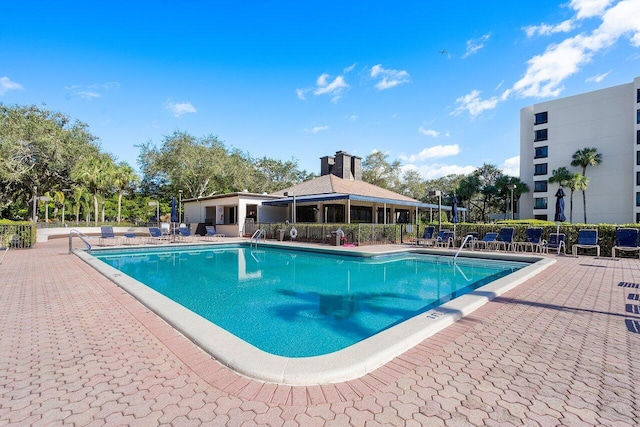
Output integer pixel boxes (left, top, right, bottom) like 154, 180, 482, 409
571, 147, 602, 223
361, 151, 402, 191
112, 162, 138, 223
72, 154, 115, 225
0, 104, 99, 219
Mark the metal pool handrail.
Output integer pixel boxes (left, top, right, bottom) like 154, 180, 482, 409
454, 234, 475, 261
250, 229, 265, 248
69, 229, 92, 254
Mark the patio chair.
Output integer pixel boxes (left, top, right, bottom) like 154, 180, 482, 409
612, 228, 640, 258
475, 232, 498, 250
99, 225, 120, 246
147, 227, 168, 244
542, 233, 566, 255
491, 227, 515, 251
435, 230, 455, 248
417, 226, 435, 246
205, 225, 225, 240
514, 227, 543, 253
572, 229, 600, 257
177, 226, 197, 242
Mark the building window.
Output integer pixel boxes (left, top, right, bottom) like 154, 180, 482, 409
534, 111, 548, 125
296, 205, 317, 222
637, 151, 640, 166
395, 209, 410, 224
636, 193, 640, 207
534, 129, 548, 142
326, 204, 345, 223
535, 214, 548, 221
350, 205, 372, 223
534, 146, 548, 159
637, 89, 640, 103
637, 109, 640, 124
637, 172, 640, 186
637, 213, 640, 223
534, 163, 548, 175
377, 207, 391, 224
534, 181, 548, 192
534, 198, 548, 209
637, 129, 640, 144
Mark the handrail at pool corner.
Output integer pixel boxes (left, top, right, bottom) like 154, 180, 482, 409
454, 234, 475, 261
250, 228, 265, 248
69, 229, 92, 254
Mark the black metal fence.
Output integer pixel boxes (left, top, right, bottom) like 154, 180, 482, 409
0, 222, 37, 249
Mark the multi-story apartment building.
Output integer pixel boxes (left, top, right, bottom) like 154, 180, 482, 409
519, 77, 640, 224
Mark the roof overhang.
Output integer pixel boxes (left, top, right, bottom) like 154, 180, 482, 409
262, 193, 465, 211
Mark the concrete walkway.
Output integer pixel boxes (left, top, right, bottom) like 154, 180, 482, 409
1, 239, 638, 426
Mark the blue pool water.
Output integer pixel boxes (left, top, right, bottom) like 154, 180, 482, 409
94, 245, 528, 357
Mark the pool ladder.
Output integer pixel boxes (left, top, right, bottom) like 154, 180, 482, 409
454, 234, 475, 262
250, 229, 265, 248
69, 229, 92, 254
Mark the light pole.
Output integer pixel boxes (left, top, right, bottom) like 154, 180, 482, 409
428, 190, 442, 229
178, 190, 183, 224
507, 184, 517, 220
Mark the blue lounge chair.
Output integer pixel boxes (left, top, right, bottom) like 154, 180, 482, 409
178, 226, 197, 242
572, 229, 600, 257
205, 225, 225, 240
491, 227, 515, 251
612, 228, 640, 258
417, 226, 435, 246
99, 225, 120, 246
434, 229, 453, 248
514, 227, 543, 253
542, 233, 566, 255
148, 227, 168, 244
475, 232, 498, 250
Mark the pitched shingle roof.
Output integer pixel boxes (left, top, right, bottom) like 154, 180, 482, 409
271, 174, 419, 203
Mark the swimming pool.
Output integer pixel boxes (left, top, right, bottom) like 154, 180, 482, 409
80, 243, 554, 384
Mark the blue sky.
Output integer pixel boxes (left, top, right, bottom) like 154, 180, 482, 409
2, 0, 640, 179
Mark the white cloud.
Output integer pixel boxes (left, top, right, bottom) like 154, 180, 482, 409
404, 163, 477, 180
370, 64, 410, 90
304, 125, 329, 133
66, 82, 120, 100
297, 72, 349, 103
451, 90, 499, 117
343, 63, 357, 73
585, 70, 611, 82
570, 0, 614, 19
418, 127, 439, 137
345, 114, 358, 121
511, 0, 640, 99
164, 100, 197, 117
296, 88, 308, 100
500, 156, 520, 177
462, 33, 491, 58
399, 145, 460, 163
524, 20, 575, 38
0, 76, 23, 95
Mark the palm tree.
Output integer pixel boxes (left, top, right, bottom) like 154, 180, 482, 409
571, 148, 602, 223
70, 187, 90, 224
72, 155, 114, 225
112, 162, 138, 223
568, 174, 588, 223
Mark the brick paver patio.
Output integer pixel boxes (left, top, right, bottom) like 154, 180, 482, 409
1, 238, 639, 426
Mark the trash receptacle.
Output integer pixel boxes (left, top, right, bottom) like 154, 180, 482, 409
278, 229, 286, 241
331, 231, 341, 246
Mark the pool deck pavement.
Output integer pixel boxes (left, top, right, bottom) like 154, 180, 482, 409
1, 238, 639, 426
